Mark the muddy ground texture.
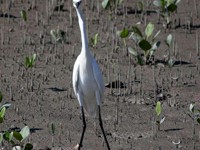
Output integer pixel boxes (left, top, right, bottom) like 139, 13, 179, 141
0, 0, 200, 149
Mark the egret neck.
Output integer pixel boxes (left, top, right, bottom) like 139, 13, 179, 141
75, 7, 89, 55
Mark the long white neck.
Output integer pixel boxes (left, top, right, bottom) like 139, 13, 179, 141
75, 7, 89, 54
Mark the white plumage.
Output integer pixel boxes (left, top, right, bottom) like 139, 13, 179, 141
72, 0, 110, 149
72, 0, 104, 118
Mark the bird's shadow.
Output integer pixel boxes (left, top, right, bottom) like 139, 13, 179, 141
47, 87, 67, 92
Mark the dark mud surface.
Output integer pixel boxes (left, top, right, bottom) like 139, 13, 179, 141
0, 0, 200, 149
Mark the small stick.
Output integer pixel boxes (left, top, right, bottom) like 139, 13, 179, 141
196, 31, 199, 56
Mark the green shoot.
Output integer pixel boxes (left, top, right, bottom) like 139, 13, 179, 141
119, 22, 161, 65
90, 33, 99, 47
102, 0, 123, 10
165, 34, 175, 67
0, 92, 11, 124
155, 101, 165, 131
25, 54, 36, 68
188, 103, 200, 140
50, 29, 66, 43
189, 103, 200, 124
20, 10, 27, 22
156, 101, 161, 116
153, 0, 181, 28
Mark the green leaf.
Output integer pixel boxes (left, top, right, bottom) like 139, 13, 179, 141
90, 33, 98, 47
25, 143, 33, 150
25, 54, 36, 68
102, 0, 110, 9
161, 0, 167, 7
30, 54, 36, 67
8, 132, 13, 142
3, 131, 11, 141
132, 26, 143, 38
165, 34, 172, 47
13, 131, 23, 141
51, 123, 55, 135
20, 10, 27, 22
153, 0, 161, 7
167, 3, 177, 12
32, 54, 36, 63
94, 33, 98, 45
20, 126, 30, 141
197, 118, 200, 124
156, 101, 162, 116
128, 47, 138, 57
120, 28, 129, 38
0, 133, 3, 143
139, 39, 152, 51
25, 57, 31, 68
145, 23, 154, 39
0, 91, 3, 103
0, 107, 6, 118
189, 103, 194, 113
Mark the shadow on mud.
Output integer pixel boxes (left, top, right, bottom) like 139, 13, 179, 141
48, 87, 67, 92
164, 128, 183, 132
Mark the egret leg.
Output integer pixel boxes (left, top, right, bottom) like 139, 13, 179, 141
78, 106, 86, 150
98, 106, 110, 150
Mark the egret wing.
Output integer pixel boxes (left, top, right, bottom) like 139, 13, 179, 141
72, 62, 79, 95
92, 59, 105, 96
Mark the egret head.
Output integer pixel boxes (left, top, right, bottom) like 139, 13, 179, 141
73, 0, 82, 8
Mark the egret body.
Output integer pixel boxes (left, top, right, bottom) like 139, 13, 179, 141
72, 0, 110, 149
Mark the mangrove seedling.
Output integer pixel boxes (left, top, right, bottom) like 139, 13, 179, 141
20, 10, 27, 22
119, 22, 161, 65
50, 29, 66, 43
0, 92, 32, 149
102, 0, 123, 10
102, 0, 124, 20
153, 0, 181, 28
24, 54, 36, 91
165, 34, 175, 67
90, 33, 99, 48
155, 101, 165, 131
25, 54, 36, 68
1, 126, 33, 150
188, 103, 200, 139
0, 91, 11, 123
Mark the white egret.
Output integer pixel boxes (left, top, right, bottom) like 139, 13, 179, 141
72, 0, 110, 150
